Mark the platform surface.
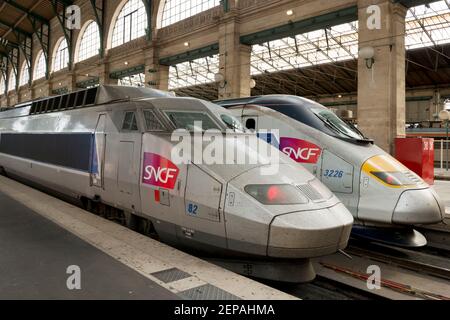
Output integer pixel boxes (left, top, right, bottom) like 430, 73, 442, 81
0, 191, 177, 300
435, 168, 450, 181
0, 176, 295, 300
432, 180, 450, 217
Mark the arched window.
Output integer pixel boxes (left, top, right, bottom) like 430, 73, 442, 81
19, 62, 30, 87
8, 71, 16, 92
77, 21, 101, 62
111, 0, 148, 48
160, 0, 220, 28
53, 38, 69, 72
0, 75, 5, 95
34, 51, 46, 80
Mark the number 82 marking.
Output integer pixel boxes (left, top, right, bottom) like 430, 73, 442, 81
187, 203, 198, 215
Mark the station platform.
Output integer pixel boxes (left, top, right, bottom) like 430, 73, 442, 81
432, 180, 450, 217
434, 168, 450, 181
0, 176, 294, 300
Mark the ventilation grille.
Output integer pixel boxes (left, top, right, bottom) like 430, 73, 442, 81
179, 284, 241, 300
297, 183, 323, 201
151, 268, 191, 283
404, 171, 423, 184
29, 87, 99, 116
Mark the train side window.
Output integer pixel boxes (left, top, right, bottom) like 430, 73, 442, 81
246, 118, 256, 130
143, 110, 165, 131
122, 111, 138, 131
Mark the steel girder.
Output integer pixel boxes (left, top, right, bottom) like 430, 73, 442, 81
142, 0, 152, 41
50, 0, 74, 71
89, 0, 105, 57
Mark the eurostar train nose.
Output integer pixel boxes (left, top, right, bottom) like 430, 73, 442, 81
393, 188, 444, 225
267, 203, 353, 258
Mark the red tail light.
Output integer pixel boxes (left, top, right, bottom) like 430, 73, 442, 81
245, 184, 308, 205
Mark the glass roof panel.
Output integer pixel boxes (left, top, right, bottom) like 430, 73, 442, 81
168, 55, 219, 90
166, 1, 450, 93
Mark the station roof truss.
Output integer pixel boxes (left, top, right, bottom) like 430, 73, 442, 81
171, 0, 450, 101
0, 0, 77, 85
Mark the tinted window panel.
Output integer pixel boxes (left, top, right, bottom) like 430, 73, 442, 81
143, 110, 165, 131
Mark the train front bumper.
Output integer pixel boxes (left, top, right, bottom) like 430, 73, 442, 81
267, 203, 353, 258
392, 188, 444, 225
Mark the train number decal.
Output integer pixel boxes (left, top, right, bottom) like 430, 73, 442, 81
279, 137, 322, 164
142, 152, 179, 189
186, 203, 199, 215
324, 169, 344, 178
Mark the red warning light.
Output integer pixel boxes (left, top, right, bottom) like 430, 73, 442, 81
267, 186, 280, 202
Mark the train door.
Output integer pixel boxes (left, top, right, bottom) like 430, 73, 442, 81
116, 111, 142, 212
178, 164, 227, 249
91, 114, 106, 188
320, 150, 357, 213
320, 151, 354, 194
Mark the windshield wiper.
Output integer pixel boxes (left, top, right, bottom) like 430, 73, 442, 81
343, 119, 370, 141
314, 113, 359, 139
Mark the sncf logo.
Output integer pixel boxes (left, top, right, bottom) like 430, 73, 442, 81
142, 153, 179, 189
280, 137, 322, 164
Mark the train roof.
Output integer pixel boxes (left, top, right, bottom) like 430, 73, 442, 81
217, 95, 372, 144
0, 86, 175, 120
215, 95, 325, 110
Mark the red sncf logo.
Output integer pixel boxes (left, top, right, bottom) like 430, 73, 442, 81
279, 137, 322, 164
142, 152, 179, 189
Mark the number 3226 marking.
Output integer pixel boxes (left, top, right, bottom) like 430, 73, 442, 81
324, 169, 344, 178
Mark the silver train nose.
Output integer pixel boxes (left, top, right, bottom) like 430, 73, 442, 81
267, 203, 353, 258
392, 188, 444, 225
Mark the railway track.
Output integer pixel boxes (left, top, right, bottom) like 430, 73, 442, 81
346, 239, 450, 281
264, 233, 450, 300
270, 275, 388, 300
417, 223, 450, 252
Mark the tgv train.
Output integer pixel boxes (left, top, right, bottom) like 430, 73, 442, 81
0, 86, 354, 282
216, 95, 445, 247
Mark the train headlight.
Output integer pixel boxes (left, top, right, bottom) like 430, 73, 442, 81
244, 184, 308, 205
369, 171, 414, 186
362, 155, 418, 187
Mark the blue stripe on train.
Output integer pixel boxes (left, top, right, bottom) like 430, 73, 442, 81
257, 132, 280, 149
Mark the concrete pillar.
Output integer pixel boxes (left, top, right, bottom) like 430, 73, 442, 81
218, 14, 252, 99
357, 0, 407, 153
145, 48, 170, 91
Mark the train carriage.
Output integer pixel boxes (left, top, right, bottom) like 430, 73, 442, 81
216, 95, 445, 247
0, 86, 354, 282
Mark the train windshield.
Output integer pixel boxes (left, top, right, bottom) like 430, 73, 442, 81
164, 111, 220, 131
311, 108, 364, 140
220, 114, 244, 132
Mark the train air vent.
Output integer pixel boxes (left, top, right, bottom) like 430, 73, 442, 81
85, 87, 98, 105
404, 171, 422, 184
41, 100, 49, 113
75, 91, 85, 107
53, 96, 62, 110
47, 98, 55, 112
67, 92, 77, 109
26, 87, 99, 116
37, 100, 44, 113
34, 101, 40, 114
30, 102, 37, 114
297, 184, 323, 201
60, 94, 68, 110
